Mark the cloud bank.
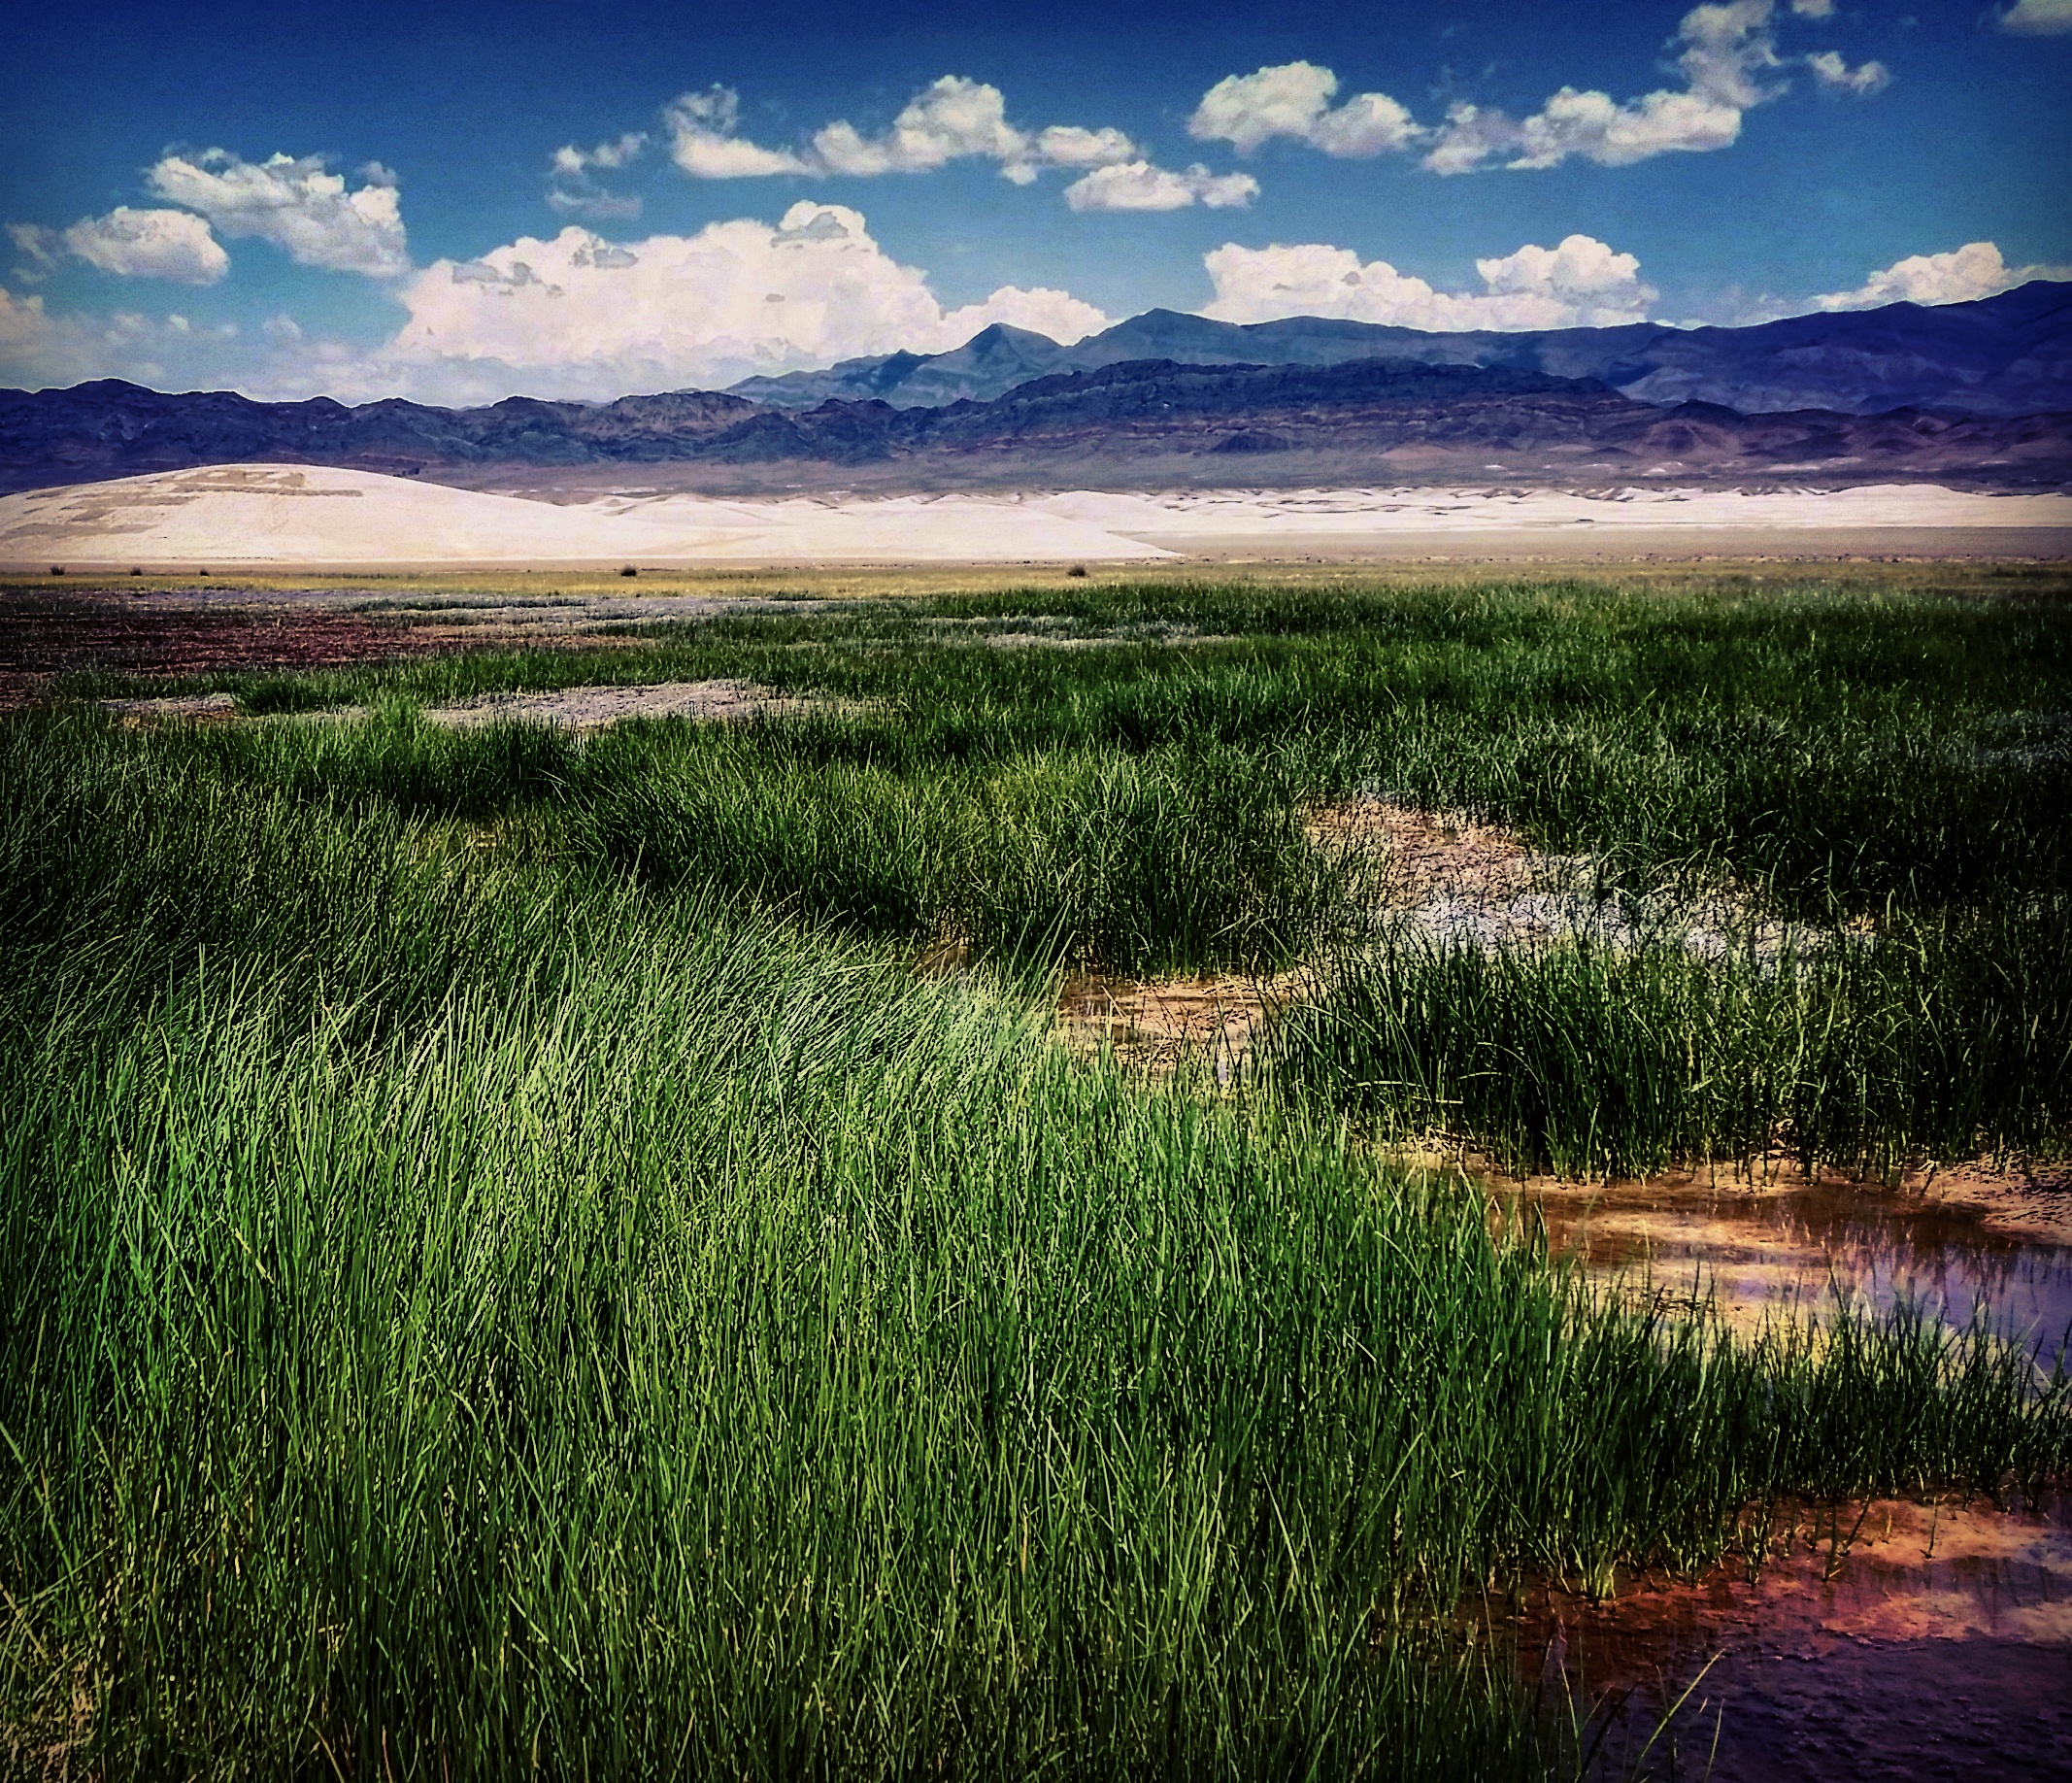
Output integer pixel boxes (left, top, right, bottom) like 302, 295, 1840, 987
387, 205, 1110, 400
1999, 0, 2072, 34
1810, 241, 2072, 311
1200, 234, 1657, 331
2, 203, 1111, 403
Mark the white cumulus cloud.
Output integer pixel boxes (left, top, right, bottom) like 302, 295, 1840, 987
1254, 1, 1892, 176
1200, 233, 1656, 331
938, 285, 1111, 345
549, 132, 649, 219
666, 88, 816, 178
1189, 62, 1421, 158
1424, 0, 1787, 173
63, 208, 229, 284
1810, 241, 2072, 311
2000, 0, 2072, 33
378, 205, 1109, 401
1062, 161, 1259, 212
553, 133, 647, 176
147, 151, 409, 277
655, 76, 1144, 197
9, 208, 230, 285
1025, 125, 1139, 172
1807, 50, 1889, 94
813, 76, 1029, 176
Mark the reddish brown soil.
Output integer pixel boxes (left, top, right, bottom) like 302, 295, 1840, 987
0, 589, 448, 707
1509, 1494, 2072, 1779
0, 587, 655, 709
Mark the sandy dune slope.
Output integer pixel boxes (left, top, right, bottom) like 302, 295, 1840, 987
3, 464, 2068, 569
0, 465, 1176, 566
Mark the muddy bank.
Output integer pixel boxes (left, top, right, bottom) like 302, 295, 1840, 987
1054, 970, 1295, 1077
1516, 1492, 2072, 1780
1480, 1157, 2072, 1345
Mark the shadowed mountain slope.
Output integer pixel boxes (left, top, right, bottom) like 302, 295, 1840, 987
0, 382, 759, 492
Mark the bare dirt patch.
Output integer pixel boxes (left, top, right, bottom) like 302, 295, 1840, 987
1307, 789, 1850, 959
1054, 970, 1299, 1077
416, 679, 848, 730
0, 589, 452, 709
1306, 791, 1543, 905
96, 690, 240, 725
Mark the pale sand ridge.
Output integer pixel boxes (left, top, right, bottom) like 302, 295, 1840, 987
0, 465, 1177, 566
5, 464, 2069, 569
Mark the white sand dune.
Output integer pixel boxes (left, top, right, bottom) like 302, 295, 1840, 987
3, 464, 2067, 569
0, 465, 1175, 566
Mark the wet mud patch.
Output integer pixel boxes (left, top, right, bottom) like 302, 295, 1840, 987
1046, 800, 1554, 1081
1054, 970, 1296, 1077
1514, 1493, 2072, 1780
1485, 1160, 2072, 1339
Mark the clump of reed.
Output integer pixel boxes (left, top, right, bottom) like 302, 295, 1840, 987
1267, 903, 2072, 1180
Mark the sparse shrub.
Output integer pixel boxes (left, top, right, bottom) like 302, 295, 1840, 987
619, 563, 638, 577
1067, 562, 1088, 577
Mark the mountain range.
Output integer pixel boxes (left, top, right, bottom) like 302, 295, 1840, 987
1, 284, 2066, 496
730, 282, 2072, 418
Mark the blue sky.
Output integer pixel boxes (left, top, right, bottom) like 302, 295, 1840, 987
2, 0, 2067, 401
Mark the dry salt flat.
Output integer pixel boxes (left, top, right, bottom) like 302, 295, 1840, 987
6, 465, 2071, 570
1032, 484, 2072, 557
1033, 484, 2072, 533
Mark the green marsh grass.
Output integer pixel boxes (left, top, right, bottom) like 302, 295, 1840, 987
1268, 907, 2072, 1180
4, 573, 2069, 1774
